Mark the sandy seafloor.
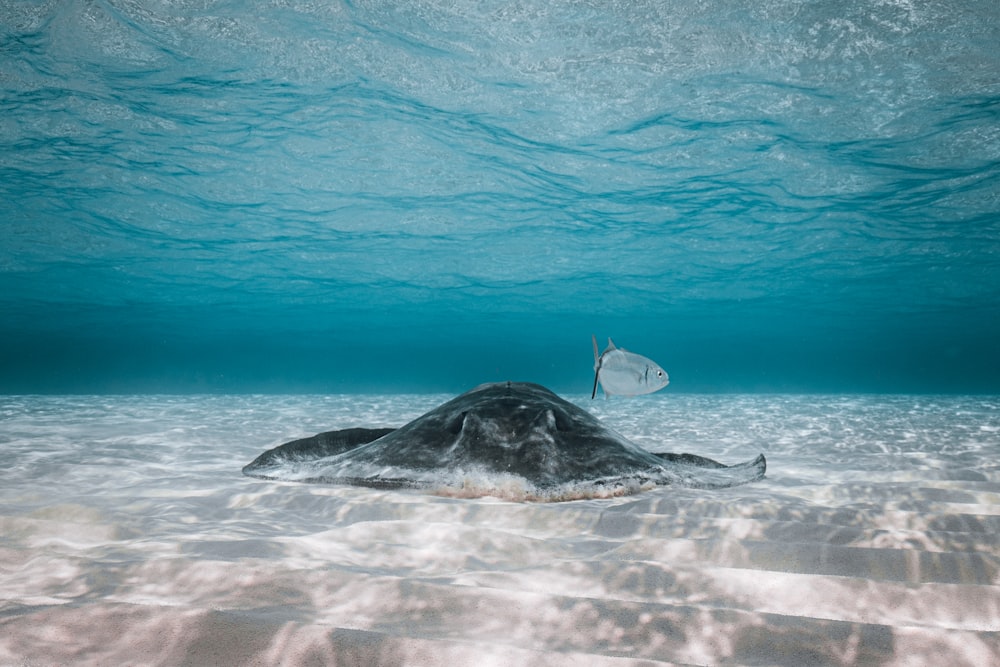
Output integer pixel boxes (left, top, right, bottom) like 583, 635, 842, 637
1, 392, 998, 666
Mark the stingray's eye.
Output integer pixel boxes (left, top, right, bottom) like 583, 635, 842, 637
552, 410, 572, 432
447, 412, 467, 435
530, 409, 563, 433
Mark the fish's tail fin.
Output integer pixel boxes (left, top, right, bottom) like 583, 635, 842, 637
591, 334, 602, 399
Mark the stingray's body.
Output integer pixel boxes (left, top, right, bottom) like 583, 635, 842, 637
243, 381, 765, 500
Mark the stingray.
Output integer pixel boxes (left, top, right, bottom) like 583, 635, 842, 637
242, 381, 766, 501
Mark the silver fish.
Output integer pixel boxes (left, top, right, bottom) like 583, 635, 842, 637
592, 335, 669, 399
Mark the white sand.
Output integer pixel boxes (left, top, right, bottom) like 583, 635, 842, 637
1, 394, 998, 665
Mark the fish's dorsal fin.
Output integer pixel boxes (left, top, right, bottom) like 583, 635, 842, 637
607, 337, 629, 353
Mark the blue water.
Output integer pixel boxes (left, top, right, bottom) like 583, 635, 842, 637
2, 0, 999, 393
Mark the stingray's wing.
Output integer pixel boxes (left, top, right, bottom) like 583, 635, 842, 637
652, 452, 767, 489
243, 427, 396, 479
653, 452, 728, 468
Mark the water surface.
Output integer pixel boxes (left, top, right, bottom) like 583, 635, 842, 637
2, 0, 999, 393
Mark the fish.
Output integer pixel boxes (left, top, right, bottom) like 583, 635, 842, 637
243, 381, 765, 501
592, 335, 669, 399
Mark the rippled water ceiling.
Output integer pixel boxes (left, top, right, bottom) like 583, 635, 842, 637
2, 0, 998, 392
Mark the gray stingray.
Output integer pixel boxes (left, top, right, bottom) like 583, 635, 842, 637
243, 381, 765, 501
